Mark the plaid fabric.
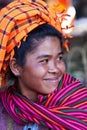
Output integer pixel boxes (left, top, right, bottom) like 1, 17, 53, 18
0, 0, 61, 88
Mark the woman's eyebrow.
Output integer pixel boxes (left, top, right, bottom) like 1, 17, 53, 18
58, 51, 64, 55
36, 51, 64, 59
36, 54, 51, 59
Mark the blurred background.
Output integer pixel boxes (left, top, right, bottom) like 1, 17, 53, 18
0, 0, 87, 85
66, 0, 87, 85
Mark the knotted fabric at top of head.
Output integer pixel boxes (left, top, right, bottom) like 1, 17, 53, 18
0, 0, 62, 88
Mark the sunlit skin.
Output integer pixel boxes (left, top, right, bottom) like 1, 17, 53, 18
14, 36, 66, 101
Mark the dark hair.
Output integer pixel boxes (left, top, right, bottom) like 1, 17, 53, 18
14, 23, 63, 67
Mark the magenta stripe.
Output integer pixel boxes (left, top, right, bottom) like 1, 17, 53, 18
65, 119, 87, 129
70, 90, 87, 100
79, 105, 87, 109
49, 81, 82, 106
64, 92, 87, 106
29, 101, 86, 129
1, 91, 23, 124
13, 95, 41, 118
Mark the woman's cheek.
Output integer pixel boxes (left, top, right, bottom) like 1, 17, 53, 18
59, 62, 66, 73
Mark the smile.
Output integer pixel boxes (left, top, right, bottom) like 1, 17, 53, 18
44, 78, 59, 83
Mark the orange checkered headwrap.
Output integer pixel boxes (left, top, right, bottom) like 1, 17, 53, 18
0, 0, 66, 88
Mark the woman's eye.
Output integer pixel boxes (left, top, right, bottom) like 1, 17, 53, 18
39, 59, 48, 64
57, 56, 64, 61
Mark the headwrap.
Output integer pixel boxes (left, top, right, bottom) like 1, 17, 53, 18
0, 0, 63, 88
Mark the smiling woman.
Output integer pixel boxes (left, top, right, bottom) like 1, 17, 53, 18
9, 25, 65, 101
0, 0, 87, 130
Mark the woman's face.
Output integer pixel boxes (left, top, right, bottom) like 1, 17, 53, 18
17, 36, 66, 101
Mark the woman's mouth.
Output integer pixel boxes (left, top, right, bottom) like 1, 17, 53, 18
43, 77, 60, 84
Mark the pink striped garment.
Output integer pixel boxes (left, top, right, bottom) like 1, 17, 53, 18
0, 73, 87, 130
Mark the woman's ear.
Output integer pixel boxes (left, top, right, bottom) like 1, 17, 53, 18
9, 58, 20, 77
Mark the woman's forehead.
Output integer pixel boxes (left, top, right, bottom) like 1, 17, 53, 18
26, 36, 62, 58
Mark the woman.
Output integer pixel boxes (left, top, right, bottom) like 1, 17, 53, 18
0, 0, 87, 130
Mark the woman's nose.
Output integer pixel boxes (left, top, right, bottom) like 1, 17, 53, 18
48, 62, 59, 73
